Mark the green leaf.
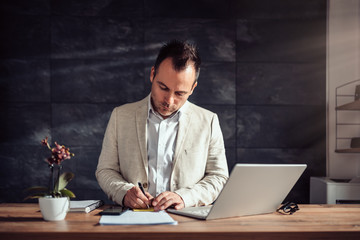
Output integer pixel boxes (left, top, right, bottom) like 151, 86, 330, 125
23, 192, 48, 201
55, 172, 74, 192
24, 186, 48, 193
24, 186, 50, 201
60, 188, 76, 198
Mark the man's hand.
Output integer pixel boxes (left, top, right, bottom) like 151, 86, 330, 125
123, 186, 153, 209
152, 191, 184, 211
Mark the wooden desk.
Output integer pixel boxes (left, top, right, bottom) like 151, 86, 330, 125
0, 203, 359, 240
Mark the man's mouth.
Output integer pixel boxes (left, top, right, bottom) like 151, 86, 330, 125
161, 103, 170, 110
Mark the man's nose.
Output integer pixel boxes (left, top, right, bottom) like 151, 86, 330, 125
164, 93, 174, 105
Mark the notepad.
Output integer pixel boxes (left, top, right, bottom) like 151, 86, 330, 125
99, 210, 177, 225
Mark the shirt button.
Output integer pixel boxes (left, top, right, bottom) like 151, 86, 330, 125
143, 182, 148, 189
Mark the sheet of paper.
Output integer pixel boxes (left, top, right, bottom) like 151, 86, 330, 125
99, 210, 177, 225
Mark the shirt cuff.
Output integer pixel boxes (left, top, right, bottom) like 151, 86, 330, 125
114, 184, 134, 206
174, 188, 195, 208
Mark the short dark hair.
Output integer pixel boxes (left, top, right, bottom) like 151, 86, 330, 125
153, 40, 201, 83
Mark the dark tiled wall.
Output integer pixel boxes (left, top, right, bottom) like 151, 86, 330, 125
0, 0, 326, 204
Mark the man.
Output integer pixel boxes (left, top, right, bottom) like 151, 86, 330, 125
96, 40, 228, 211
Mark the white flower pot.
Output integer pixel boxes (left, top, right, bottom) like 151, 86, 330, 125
39, 197, 69, 221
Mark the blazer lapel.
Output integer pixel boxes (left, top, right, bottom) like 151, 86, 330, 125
135, 100, 149, 176
173, 107, 192, 165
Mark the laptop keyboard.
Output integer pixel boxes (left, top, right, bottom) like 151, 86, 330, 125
167, 205, 213, 219
180, 206, 212, 217
187, 208, 210, 217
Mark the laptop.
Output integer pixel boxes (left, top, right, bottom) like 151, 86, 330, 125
167, 163, 307, 220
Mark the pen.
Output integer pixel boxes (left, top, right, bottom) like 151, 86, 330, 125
138, 182, 149, 209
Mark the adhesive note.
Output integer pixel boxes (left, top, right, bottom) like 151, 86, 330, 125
132, 207, 155, 212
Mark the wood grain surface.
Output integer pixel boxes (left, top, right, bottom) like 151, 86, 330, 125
0, 204, 359, 240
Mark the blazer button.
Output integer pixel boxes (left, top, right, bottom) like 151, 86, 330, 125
143, 182, 148, 189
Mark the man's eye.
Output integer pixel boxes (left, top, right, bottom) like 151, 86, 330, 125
176, 92, 185, 97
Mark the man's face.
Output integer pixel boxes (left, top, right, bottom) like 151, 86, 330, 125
150, 57, 197, 119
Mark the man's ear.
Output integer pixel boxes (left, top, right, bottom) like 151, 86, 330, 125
150, 67, 155, 83
190, 81, 198, 95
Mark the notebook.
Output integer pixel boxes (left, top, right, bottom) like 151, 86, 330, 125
69, 200, 103, 213
167, 163, 307, 220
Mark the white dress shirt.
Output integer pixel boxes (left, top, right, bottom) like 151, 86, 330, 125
147, 98, 188, 197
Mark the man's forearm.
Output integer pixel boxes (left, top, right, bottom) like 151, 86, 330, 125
95, 168, 133, 206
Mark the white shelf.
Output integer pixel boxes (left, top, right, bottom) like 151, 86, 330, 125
310, 177, 360, 204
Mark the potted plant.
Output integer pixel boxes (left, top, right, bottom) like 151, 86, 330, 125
25, 137, 76, 221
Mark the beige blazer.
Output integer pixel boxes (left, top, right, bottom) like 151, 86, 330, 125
95, 95, 229, 207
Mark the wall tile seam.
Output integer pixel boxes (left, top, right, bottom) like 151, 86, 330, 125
0, 13, 51, 17
0, 57, 51, 60
0, 16, 323, 21
235, 104, 325, 107
50, 14, 143, 18
1, 102, 325, 107
0, 144, 102, 147
45, 59, 237, 63
236, 147, 323, 149
236, 16, 326, 21
1, 8, 325, 19
236, 60, 326, 66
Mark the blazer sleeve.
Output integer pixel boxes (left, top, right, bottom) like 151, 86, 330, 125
174, 113, 229, 207
95, 108, 134, 205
